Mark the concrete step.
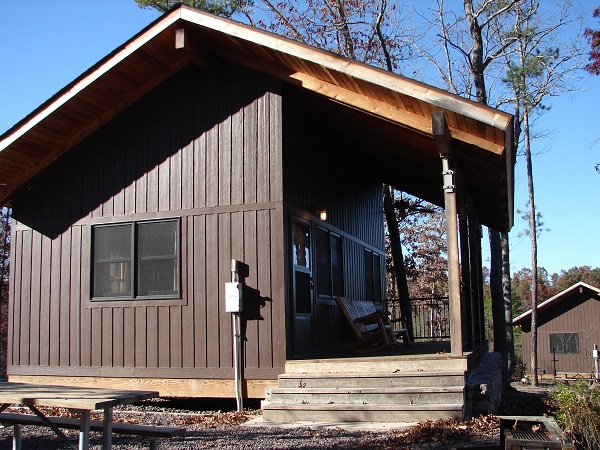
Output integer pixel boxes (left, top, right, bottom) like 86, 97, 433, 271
277, 371, 465, 389
262, 403, 463, 423
285, 356, 467, 374
269, 386, 464, 405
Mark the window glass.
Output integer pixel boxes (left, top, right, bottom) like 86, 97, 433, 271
316, 228, 344, 298
373, 253, 382, 302
293, 222, 310, 268
137, 220, 179, 297
550, 333, 580, 354
364, 249, 374, 301
331, 234, 343, 297
316, 228, 332, 297
295, 271, 312, 314
92, 219, 180, 300
364, 249, 383, 302
93, 224, 132, 298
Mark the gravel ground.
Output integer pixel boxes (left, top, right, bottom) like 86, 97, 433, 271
0, 382, 556, 449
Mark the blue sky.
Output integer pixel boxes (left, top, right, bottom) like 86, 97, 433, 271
1, 1, 599, 277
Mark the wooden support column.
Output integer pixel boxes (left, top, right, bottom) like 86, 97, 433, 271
433, 111, 463, 356
459, 195, 474, 351
468, 217, 485, 345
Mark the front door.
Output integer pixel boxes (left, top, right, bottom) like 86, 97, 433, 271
291, 219, 313, 356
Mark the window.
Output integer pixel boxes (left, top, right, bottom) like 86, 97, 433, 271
549, 333, 580, 354
92, 219, 180, 300
316, 227, 343, 298
364, 249, 382, 302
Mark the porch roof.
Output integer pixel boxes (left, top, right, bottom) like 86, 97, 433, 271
0, 5, 514, 231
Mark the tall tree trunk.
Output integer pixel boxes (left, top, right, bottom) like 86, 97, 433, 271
463, 0, 488, 105
523, 111, 539, 386
464, 0, 511, 383
490, 230, 504, 351
502, 232, 514, 387
383, 185, 414, 339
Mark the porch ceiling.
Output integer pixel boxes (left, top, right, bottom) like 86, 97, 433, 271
0, 5, 514, 231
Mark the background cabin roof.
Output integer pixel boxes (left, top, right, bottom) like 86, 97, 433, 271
513, 282, 600, 327
0, 4, 514, 231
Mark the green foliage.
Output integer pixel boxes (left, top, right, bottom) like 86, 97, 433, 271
516, 202, 549, 238
134, 0, 250, 19
503, 47, 559, 113
550, 266, 600, 293
547, 380, 600, 449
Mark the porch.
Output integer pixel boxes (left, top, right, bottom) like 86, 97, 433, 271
263, 340, 495, 423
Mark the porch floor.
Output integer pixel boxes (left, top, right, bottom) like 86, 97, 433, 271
298, 340, 452, 360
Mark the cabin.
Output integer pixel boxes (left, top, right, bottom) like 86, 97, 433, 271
514, 282, 600, 377
0, 6, 514, 421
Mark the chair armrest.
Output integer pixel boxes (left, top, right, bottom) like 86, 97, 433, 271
353, 312, 383, 325
389, 317, 407, 327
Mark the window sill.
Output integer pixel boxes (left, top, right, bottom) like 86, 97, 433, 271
85, 297, 187, 308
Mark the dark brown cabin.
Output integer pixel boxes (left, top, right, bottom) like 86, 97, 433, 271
0, 6, 514, 400
514, 282, 600, 376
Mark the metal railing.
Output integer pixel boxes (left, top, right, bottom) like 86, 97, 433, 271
386, 296, 450, 341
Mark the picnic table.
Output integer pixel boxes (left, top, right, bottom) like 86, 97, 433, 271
0, 381, 161, 450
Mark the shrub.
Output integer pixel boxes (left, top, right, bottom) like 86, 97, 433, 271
547, 380, 600, 449
511, 358, 525, 382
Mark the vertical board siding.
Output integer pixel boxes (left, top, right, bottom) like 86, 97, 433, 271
282, 86, 385, 350
8, 64, 286, 379
521, 294, 600, 374
282, 88, 384, 251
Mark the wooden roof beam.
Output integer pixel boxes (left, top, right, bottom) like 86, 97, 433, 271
432, 111, 481, 226
175, 27, 209, 68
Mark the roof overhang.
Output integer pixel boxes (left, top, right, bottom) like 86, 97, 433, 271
513, 282, 600, 327
0, 5, 515, 231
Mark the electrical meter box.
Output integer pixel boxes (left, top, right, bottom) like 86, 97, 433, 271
225, 282, 242, 312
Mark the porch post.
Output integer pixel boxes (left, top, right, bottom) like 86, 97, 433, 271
442, 156, 463, 356
432, 111, 463, 356
459, 195, 473, 351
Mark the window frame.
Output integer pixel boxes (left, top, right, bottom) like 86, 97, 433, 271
91, 218, 181, 301
315, 226, 344, 300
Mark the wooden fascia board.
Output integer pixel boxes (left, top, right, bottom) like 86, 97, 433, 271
179, 6, 513, 132
0, 9, 183, 154
219, 48, 506, 157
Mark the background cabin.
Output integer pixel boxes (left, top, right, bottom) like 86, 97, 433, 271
0, 6, 514, 420
514, 282, 600, 377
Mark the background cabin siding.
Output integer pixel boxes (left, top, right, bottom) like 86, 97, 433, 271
520, 293, 600, 375
8, 64, 286, 380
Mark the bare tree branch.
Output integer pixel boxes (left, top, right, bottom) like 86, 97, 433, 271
375, 0, 393, 71
260, 0, 307, 44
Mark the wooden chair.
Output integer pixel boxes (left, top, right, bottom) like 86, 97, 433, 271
335, 297, 410, 352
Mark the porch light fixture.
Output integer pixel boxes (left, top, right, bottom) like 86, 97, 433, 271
319, 210, 327, 221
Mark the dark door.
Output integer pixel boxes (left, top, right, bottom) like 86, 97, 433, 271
291, 219, 313, 356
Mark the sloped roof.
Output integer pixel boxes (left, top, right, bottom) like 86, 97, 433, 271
513, 282, 600, 327
0, 4, 515, 230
